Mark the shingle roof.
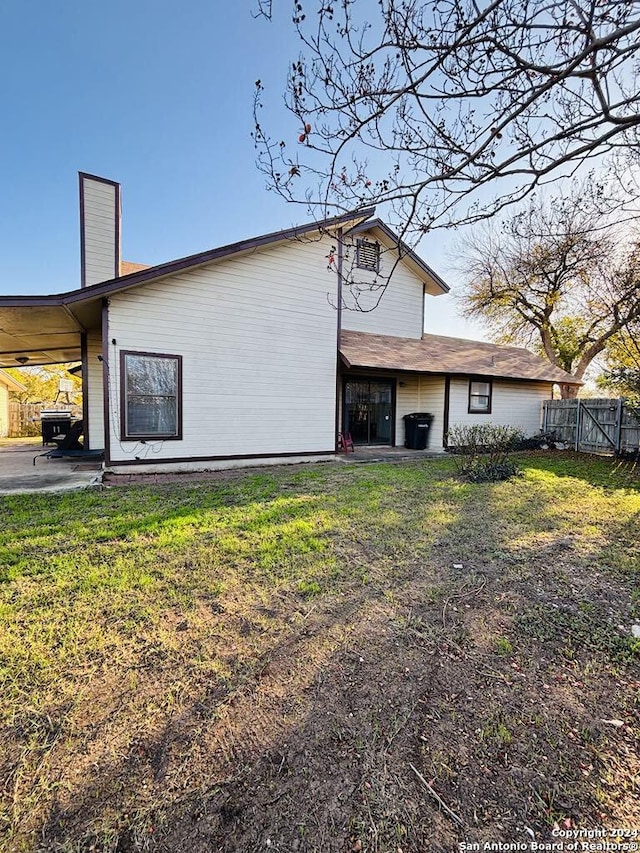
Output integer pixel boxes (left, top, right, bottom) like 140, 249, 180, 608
120, 261, 150, 276
340, 330, 581, 385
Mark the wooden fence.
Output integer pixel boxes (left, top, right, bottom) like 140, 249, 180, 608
8, 402, 82, 438
542, 398, 640, 456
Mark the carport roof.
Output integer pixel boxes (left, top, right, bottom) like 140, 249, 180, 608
0, 303, 88, 367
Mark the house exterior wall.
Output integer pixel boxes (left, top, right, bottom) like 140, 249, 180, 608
418, 376, 447, 450
395, 376, 419, 443
341, 372, 548, 450
0, 384, 8, 437
105, 237, 339, 467
341, 232, 425, 339
448, 378, 551, 436
395, 375, 446, 450
339, 372, 446, 451
86, 330, 104, 449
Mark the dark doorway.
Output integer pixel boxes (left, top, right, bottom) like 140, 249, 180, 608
343, 378, 395, 445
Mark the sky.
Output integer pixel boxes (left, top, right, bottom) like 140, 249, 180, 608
0, 0, 485, 339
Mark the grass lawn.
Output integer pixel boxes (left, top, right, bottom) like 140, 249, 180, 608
1, 453, 638, 852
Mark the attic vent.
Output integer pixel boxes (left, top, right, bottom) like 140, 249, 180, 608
356, 238, 380, 272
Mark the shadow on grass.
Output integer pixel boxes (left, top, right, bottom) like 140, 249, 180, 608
1, 456, 638, 852
517, 450, 640, 492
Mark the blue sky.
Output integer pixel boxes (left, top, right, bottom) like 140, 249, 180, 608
0, 0, 483, 338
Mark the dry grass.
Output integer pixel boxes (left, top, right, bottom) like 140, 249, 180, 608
1, 453, 638, 852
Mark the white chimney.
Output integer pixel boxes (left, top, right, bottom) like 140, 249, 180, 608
79, 172, 121, 287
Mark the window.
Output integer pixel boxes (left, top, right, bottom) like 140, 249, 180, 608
355, 238, 380, 272
120, 351, 182, 440
468, 379, 492, 414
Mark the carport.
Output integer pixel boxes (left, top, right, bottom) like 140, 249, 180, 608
0, 441, 102, 495
0, 299, 91, 367
0, 290, 105, 457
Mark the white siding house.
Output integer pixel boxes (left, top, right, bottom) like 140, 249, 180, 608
106, 238, 339, 469
85, 330, 104, 450
0, 173, 581, 471
0, 370, 25, 438
447, 378, 549, 437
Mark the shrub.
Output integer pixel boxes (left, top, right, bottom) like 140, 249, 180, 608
447, 423, 525, 482
465, 458, 522, 482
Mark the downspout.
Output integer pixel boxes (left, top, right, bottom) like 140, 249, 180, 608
334, 228, 344, 452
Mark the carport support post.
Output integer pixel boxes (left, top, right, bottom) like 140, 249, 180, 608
80, 333, 90, 449
101, 299, 111, 466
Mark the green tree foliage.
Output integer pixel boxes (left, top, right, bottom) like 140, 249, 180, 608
458, 190, 640, 398
598, 333, 640, 401
4, 365, 81, 405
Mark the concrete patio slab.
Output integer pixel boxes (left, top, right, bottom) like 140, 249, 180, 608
338, 445, 447, 463
0, 442, 103, 495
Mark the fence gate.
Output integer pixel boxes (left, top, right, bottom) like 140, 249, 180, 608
542, 398, 640, 456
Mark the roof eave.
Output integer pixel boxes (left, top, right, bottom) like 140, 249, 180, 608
0, 207, 376, 309
339, 330, 582, 385
341, 358, 582, 385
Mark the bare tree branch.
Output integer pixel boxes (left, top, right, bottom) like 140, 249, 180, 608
253, 0, 273, 20
457, 187, 640, 396
253, 0, 640, 241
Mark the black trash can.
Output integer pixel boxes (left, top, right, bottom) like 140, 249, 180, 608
403, 412, 434, 450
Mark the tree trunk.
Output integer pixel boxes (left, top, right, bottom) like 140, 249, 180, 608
559, 382, 580, 399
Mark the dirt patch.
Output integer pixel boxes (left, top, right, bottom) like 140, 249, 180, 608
31, 567, 639, 853
101, 461, 333, 487
2, 456, 638, 852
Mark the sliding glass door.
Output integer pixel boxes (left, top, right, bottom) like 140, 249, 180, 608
343, 379, 395, 445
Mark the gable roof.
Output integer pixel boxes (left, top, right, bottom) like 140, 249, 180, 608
0, 208, 451, 367
0, 208, 375, 366
0, 208, 450, 309
349, 219, 450, 295
340, 330, 581, 385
